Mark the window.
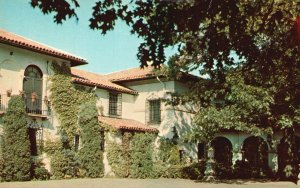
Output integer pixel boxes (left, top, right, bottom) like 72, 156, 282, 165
197, 143, 205, 160
109, 93, 122, 116
28, 128, 37, 156
23, 65, 43, 114
74, 135, 80, 152
100, 130, 105, 151
147, 99, 161, 124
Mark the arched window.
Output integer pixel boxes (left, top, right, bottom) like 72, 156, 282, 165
23, 65, 43, 114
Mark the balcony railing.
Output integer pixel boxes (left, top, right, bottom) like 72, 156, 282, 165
0, 94, 50, 116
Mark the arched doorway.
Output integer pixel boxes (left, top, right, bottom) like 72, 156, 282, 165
23, 65, 43, 114
277, 135, 300, 179
242, 136, 268, 169
211, 136, 233, 165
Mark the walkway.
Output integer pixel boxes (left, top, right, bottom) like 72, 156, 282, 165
0, 178, 298, 188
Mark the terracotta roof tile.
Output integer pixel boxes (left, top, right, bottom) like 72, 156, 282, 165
106, 66, 156, 82
106, 66, 200, 83
0, 29, 87, 66
98, 116, 158, 132
71, 68, 138, 95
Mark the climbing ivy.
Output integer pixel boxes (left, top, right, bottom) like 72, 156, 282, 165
77, 101, 104, 178
106, 132, 132, 178
49, 62, 101, 178
49, 62, 95, 146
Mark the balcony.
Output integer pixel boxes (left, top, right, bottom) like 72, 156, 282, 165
0, 94, 50, 118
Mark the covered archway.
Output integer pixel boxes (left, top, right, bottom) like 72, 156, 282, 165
242, 136, 268, 169
211, 136, 233, 165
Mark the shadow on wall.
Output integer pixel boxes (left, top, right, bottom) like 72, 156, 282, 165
159, 103, 197, 158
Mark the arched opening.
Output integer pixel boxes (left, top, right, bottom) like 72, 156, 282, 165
211, 136, 233, 165
277, 135, 300, 179
23, 65, 43, 114
242, 136, 268, 169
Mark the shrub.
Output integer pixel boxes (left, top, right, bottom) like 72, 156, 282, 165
34, 167, 50, 180
182, 161, 206, 180
215, 163, 233, 179
1, 96, 31, 181
43, 140, 62, 155
30, 160, 50, 180
0, 156, 4, 181
77, 102, 104, 178
129, 133, 156, 178
162, 165, 183, 179
233, 160, 252, 179
50, 149, 79, 179
106, 141, 130, 178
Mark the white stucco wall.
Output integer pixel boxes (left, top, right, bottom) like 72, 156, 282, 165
0, 43, 73, 170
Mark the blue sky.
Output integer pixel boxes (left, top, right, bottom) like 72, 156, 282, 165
0, 0, 169, 74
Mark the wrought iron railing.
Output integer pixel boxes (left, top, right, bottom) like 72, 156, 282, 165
0, 94, 50, 116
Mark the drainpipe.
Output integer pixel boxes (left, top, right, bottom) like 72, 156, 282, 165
156, 76, 166, 91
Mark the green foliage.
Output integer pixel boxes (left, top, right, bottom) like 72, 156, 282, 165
49, 62, 95, 146
215, 163, 233, 179
189, 71, 274, 142
181, 161, 206, 180
34, 166, 50, 180
77, 101, 104, 178
31, 160, 50, 180
106, 141, 129, 178
106, 132, 157, 178
106, 132, 132, 178
129, 133, 156, 178
0, 155, 4, 181
49, 62, 102, 178
1, 96, 31, 181
43, 140, 63, 155
155, 138, 184, 179
50, 149, 79, 179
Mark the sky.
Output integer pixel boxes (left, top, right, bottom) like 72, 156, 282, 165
0, 0, 172, 74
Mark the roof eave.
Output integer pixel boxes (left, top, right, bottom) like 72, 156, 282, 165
0, 39, 87, 66
73, 79, 138, 95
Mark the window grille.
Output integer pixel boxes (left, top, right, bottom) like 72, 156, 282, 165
146, 99, 161, 124
109, 93, 122, 117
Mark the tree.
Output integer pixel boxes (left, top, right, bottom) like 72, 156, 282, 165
30, 0, 300, 179
1, 96, 31, 181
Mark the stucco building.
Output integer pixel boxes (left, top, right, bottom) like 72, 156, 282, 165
0, 29, 299, 177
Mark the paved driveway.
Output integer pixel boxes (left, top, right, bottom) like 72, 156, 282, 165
0, 178, 298, 188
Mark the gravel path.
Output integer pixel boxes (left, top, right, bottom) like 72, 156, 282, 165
0, 178, 298, 188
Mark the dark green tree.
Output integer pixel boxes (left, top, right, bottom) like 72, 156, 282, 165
77, 101, 104, 178
1, 96, 31, 181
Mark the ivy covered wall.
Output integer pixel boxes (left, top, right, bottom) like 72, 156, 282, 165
47, 62, 104, 178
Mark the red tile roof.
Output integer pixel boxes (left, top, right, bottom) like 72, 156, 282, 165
98, 116, 158, 132
71, 68, 138, 95
106, 66, 156, 82
106, 66, 199, 82
0, 29, 87, 66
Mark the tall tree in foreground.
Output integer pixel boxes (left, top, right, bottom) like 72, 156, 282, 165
1, 96, 31, 181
